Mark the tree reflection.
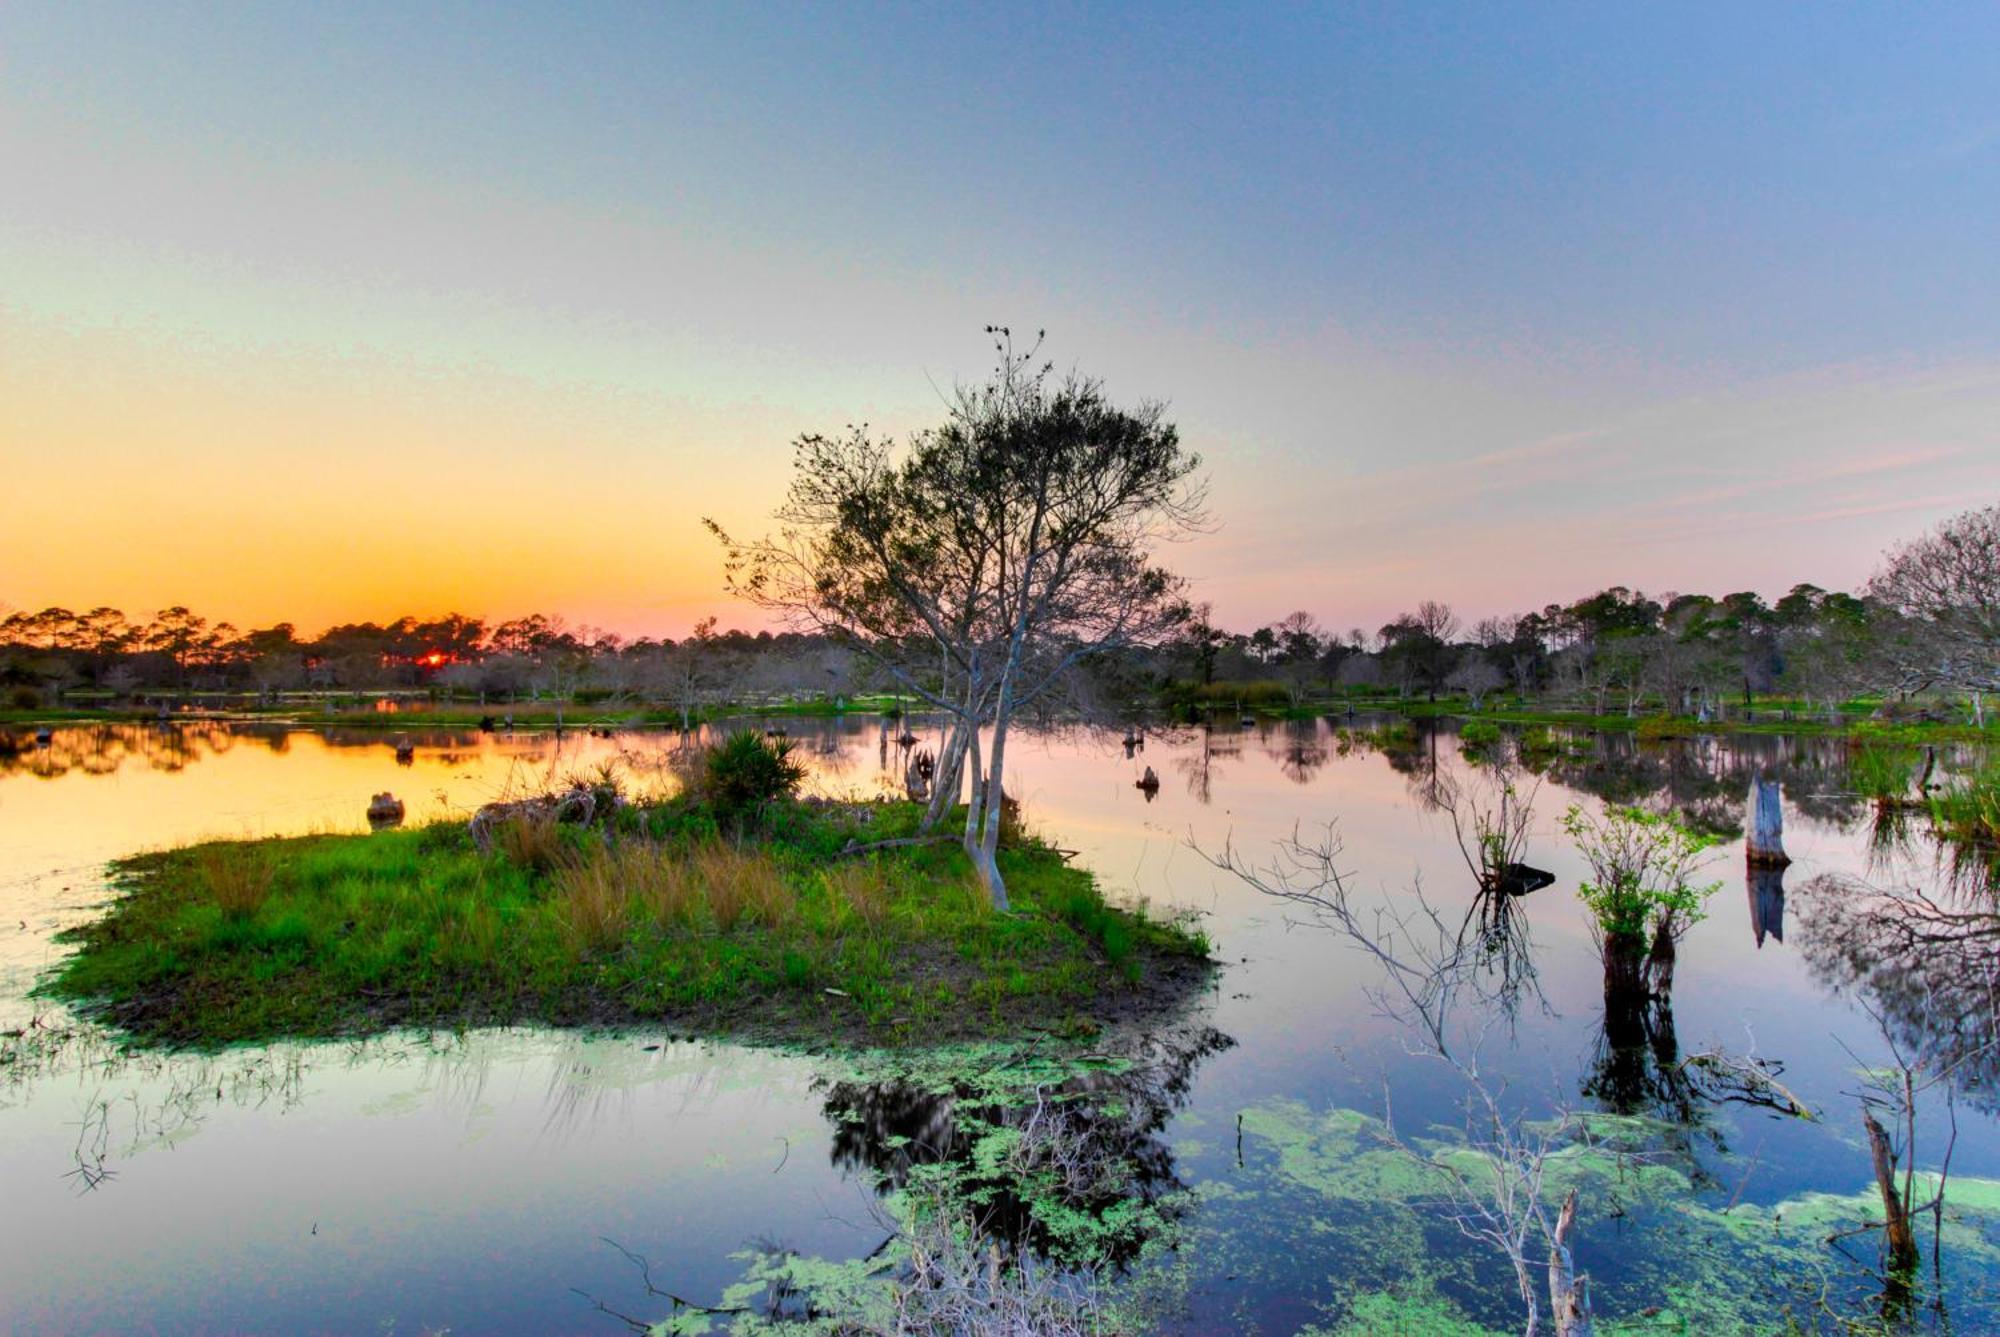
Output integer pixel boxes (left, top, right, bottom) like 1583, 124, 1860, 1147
818, 1022, 1231, 1269
1793, 873, 2000, 1112
1264, 719, 1329, 786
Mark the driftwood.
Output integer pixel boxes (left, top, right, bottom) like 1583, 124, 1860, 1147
1484, 862, 1554, 897
467, 784, 621, 851
837, 834, 957, 859
904, 748, 937, 802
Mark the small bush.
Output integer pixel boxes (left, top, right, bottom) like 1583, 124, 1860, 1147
1458, 719, 1501, 755
687, 732, 807, 827
196, 846, 275, 919
1560, 804, 1720, 947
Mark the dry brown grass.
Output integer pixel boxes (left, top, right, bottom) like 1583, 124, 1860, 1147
606, 842, 705, 928
552, 852, 633, 954
491, 812, 573, 874
691, 842, 795, 929
196, 845, 275, 919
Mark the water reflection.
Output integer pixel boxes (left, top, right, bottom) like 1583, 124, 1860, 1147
5, 714, 1999, 1332
1749, 864, 1787, 948
821, 1024, 1230, 1270
1794, 873, 2000, 1112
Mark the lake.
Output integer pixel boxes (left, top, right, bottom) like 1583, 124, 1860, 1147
3, 716, 1995, 1333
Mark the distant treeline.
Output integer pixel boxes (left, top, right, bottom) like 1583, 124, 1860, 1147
0, 608, 872, 714
0, 583, 1948, 723
3, 502, 1994, 724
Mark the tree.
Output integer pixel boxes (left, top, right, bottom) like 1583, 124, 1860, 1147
1867, 502, 2000, 724
659, 617, 721, 731
1445, 653, 1505, 710
714, 330, 1205, 908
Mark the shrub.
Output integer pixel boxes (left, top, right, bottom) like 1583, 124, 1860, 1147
7, 685, 43, 710
1458, 719, 1501, 755
196, 845, 275, 919
687, 732, 807, 827
1560, 804, 1720, 948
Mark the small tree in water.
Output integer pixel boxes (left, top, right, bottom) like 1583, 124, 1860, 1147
1559, 804, 1720, 996
711, 330, 1205, 909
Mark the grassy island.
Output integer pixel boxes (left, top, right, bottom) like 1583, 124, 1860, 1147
41, 771, 1211, 1049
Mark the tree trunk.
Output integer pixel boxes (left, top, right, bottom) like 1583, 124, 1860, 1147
1864, 1111, 1919, 1278
1747, 778, 1789, 867
974, 706, 1012, 911
1549, 1189, 1594, 1336
922, 718, 968, 833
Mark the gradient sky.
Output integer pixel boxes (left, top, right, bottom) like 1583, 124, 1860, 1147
4, 3, 1997, 639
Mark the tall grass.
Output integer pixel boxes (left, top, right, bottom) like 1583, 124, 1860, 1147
1849, 745, 1919, 806
824, 860, 890, 927
490, 811, 573, 874
1930, 757, 2000, 845
690, 842, 794, 928
552, 849, 634, 954
195, 845, 275, 919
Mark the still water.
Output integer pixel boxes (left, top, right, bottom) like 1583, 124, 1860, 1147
2, 717, 1995, 1333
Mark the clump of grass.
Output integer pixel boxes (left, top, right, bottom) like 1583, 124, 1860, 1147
1930, 757, 2000, 846
825, 860, 891, 927
195, 845, 275, 919
618, 843, 705, 927
1849, 745, 1920, 808
551, 848, 634, 955
691, 842, 795, 929
490, 811, 573, 874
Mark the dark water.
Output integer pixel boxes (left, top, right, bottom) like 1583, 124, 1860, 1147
2, 717, 1995, 1333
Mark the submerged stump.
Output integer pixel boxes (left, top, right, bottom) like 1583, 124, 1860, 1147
1747, 777, 1790, 868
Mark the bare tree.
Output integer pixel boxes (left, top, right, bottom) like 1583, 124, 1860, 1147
1446, 653, 1506, 709
1867, 502, 2000, 725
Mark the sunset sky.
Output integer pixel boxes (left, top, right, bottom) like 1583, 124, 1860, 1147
4, 4, 1997, 639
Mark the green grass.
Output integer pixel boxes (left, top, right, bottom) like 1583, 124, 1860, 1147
39, 799, 1211, 1049
1930, 756, 2000, 846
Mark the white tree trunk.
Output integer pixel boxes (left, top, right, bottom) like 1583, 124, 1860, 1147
1549, 1190, 1594, 1336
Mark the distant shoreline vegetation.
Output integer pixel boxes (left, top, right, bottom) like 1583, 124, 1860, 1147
36, 761, 1213, 1049
6, 502, 1996, 739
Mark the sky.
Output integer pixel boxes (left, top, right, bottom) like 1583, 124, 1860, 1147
3, 2, 1997, 639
